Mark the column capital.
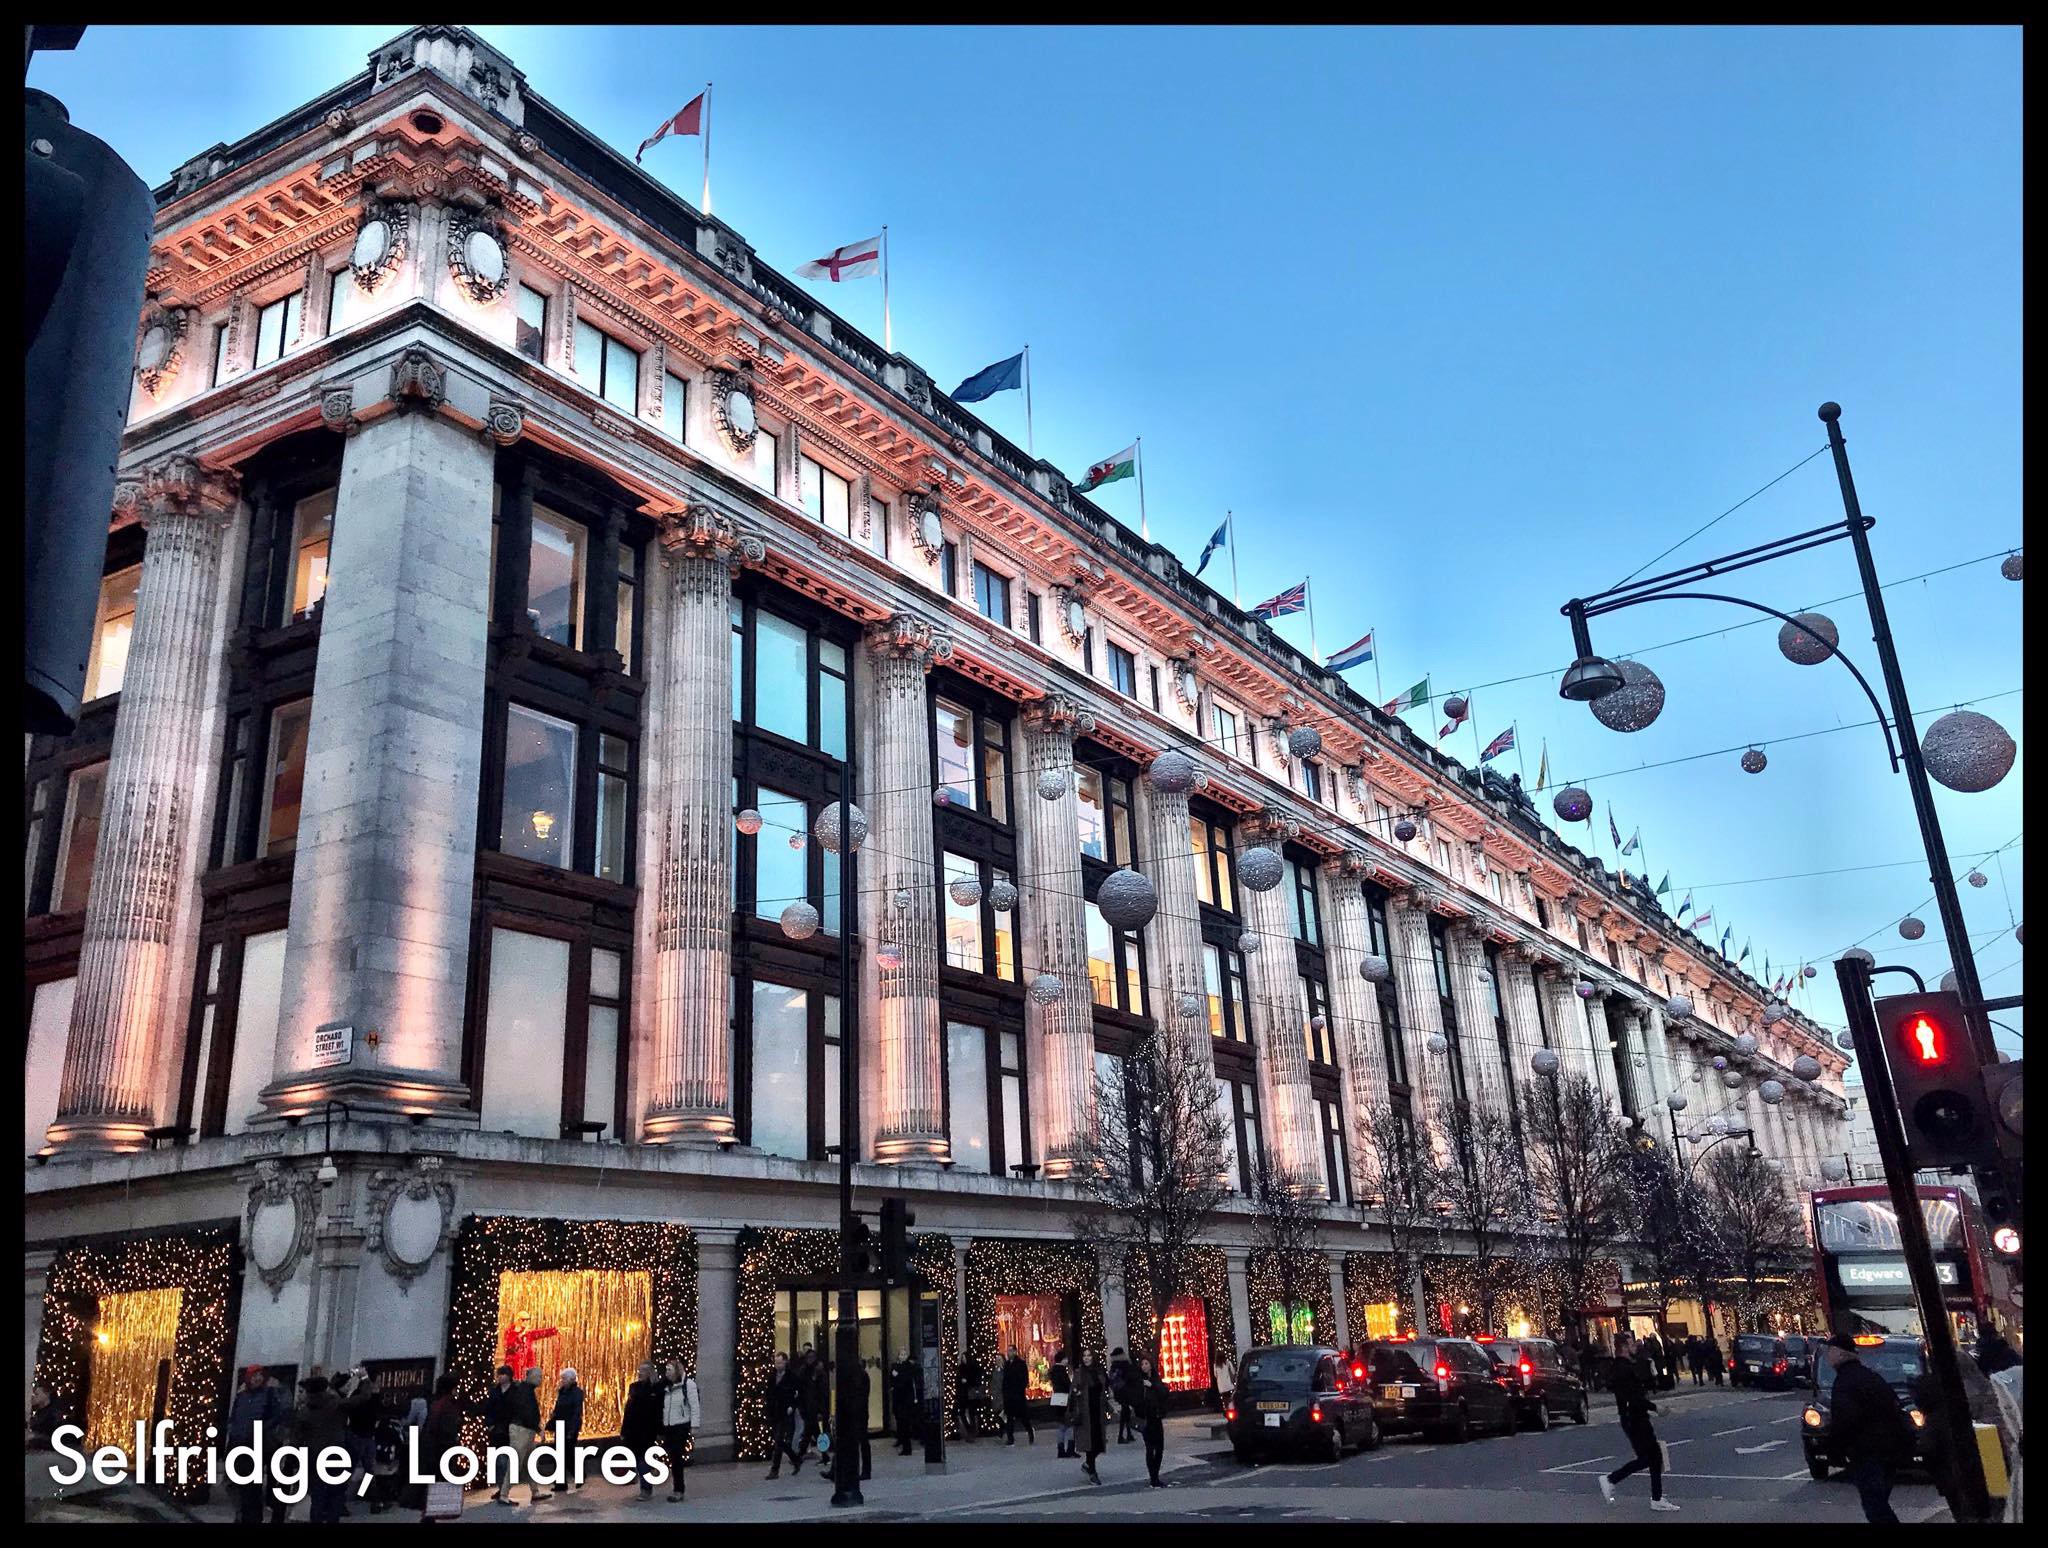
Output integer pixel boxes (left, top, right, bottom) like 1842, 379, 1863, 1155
113, 454, 240, 527
658, 504, 765, 569
1246, 807, 1300, 847
1021, 689, 1096, 739
865, 612, 954, 672
1320, 848, 1370, 881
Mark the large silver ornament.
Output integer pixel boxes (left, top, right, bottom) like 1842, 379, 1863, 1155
2001, 552, 2022, 581
933, 787, 954, 807
1741, 747, 1768, 774
1711, 1055, 1729, 1071
1553, 787, 1593, 823
1721, 1069, 1745, 1089
1734, 1032, 1758, 1054
1919, 709, 2016, 793
988, 878, 1018, 913
1097, 868, 1159, 930
1531, 1048, 1561, 1077
1820, 1157, 1849, 1182
949, 875, 983, 908
1393, 816, 1419, 842
1836, 1031, 1857, 1051
1237, 931, 1262, 957
1778, 612, 1839, 666
1967, 870, 1988, 889
1037, 767, 1071, 801
1940, 970, 1958, 992
1442, 694, 1468, 723
876, 942, 904, 970
1760, 1078, 1786, 1105
1148, 750, 1197, 794
735, 808, 763, 835
1426, 1032, 1449, 1055
1665, 995, 1694, 1019
1589, 660, 1666, 733
894, 889, 913, 911
1666, 1091, 1688, 1112
1792, 1054, 1821, 1081
1238, 846, 1285, 893
1360, 954, 1391, 983
1761, 1003, 1785, 1026
1028, 973, 1064, 1006
1898, 916, 1926, 941
1802, 965, 1817, 979
1576, 981, 1596, 999
1288, 725, 1324, 760
812, 802, 869, 854
1691, 1068, 1705, 1083
1177, 992, 1205, 1021
779, 901, 820, 940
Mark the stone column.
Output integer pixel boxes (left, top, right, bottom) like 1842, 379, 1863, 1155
694, 1228, 740, 1459
1225, 1245, 1253, 1357
264, 403, 496, 1118
1388, 890, 1454, 1164
1642, 1003, 1678, 1116
952, 1242, 971, 1363
1017, 692, 1096, 1177
1098, 1245, 1130, 1357
1237, 815, 1320, 1182
1325, 1252, 1351, 1351
1139, 757, 1212, 1062
301, 1170, 366, 1371
1319, 852, 1389, 1199
642, 509, 762, 1143
1580, 988, 1618, 1104
866, 615, 952, 1164
1447, 925, 1509, 1117
50, 456, 240, 1152
1500, 948, 1549, 1106
1537, 969, 1592, 1090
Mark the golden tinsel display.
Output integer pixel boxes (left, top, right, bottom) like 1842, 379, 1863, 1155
34, 1226, 236, 1500
731, 1228, 958, 1460
1344, 1252, 1419, 1343
963, 1239, 1104, 1436
1422, 1254, 1542, 1337
444, 1217, 696, 1459
1121, 1245, 1236, 1396
1248, 1248, 1337, 1348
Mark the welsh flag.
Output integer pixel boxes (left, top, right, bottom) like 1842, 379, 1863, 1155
1076, 442, 1137, 493
1383, 676, 1430, 716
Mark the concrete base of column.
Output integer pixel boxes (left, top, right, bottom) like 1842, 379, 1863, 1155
39, 1113, 155, 1154
257, 1065, 475, 1128
873, 1138, 950, 1166
641, 1109, 738, 1147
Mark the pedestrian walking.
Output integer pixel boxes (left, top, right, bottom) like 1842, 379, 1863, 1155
547, 1367, 585, 1496
489, 1367, 541, 1506
1050, 1349, 1075, 1457
225, 1365, 291, 1524
1132, 1355, 1170, 1488
764, 1351, 804, 1479
954, 1352, 987, 1440
416, 1374, 462, 1519
1212, 1352, 1235, 1416
1001, 1346, 1035, 1444
296, 1371, 350, 1523
1598, 1332, 1678, 1511
1822, 1333, 1915, 1524
1076, 1349, 1108, 1483
890, 1353, 923, 1455
845, 1359, 873, 1480
1110, 1347, 1136, 1443
804, 1350, 831, 1457
339, 1364, 388, 1512
658, 1358, 700, 1499
1703, 1334, 1726, 1386
621, 1362, 664, 1499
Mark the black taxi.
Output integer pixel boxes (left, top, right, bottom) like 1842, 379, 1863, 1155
1225, 1344, 1381, 1463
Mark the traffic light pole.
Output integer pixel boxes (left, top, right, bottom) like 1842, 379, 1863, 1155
831, 777, 863, 1508
1835, 956, 1992, 1522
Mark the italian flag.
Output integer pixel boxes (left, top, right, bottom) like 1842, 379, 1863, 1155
1383, 676, 1429, 716
1076, 442, 1137, 493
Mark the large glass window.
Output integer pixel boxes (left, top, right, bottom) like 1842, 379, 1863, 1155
1301, 974, 1333, 1065
286, 488, 335, 622
211, 323, 231, 386
528, 506, 587, 648
750, 979, 809, 1160
261, 699, 311, 858
946, 1020, 992, 1173
1203, 940, 1251, 1044
84, 566, 141, 702
1225, 1077, 1263, 1193
662, 371, 688, 442
800, 454, 852, 537
500, 705, 577, 869
941, 851, 986, 973
1428, 918, 1468, 1105
252, 291, 302, 368
1075, 767, 1134, 866
751, 427, 779, 492
515, 284, 548, 361
480, 927, 570, 1139
972, 561, 1011, 627
585, 947, 623, 1133
1320, 1098, 1348, 1204
572, 318, 640, 413
933, 698, 1009, 821
1191, 813, 1236, 914
1106, 641, 1138, 698
1215, 702, 1246, 762
1366, 885, 1408, 1086
53, 762, 108, 913
753, 786, 810, 922
327, 269, 358, 335
1085, 900, 1147, 1015
595, 734, 631, 883
615, 544, 638, 674
1290, 857, 1322, 946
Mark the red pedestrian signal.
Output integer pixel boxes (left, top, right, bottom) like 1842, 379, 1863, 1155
1903, 1011, 1946, 1065
1874, 991, 1987, 1172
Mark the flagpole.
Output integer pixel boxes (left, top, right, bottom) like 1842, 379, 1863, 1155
701, 81, 713, 215
1470, 698, 1484, 766
1023, 344, 1034, 457
1227, 510, 1240, 606
1304, 577, 1320, 661
1136, 436, 1149, 542
881, 225, 891, 354
1371, 629, 1382, 706
1513, 722, 1526, 784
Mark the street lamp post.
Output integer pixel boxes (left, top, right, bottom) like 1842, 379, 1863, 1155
831, 774, 864, 1509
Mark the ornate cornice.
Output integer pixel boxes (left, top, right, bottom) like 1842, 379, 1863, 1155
865, 612, 953, 671
113, 454, 241, 526
1245, 807, 1300, 847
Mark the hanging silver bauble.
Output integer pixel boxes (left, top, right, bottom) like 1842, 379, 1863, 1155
1237, 931, 1262, 957
1721, 1069, 1745, 1090
1028, 973, 1064, 1006
779, 901, 820, 941
988, 878, 1018, 913
1899, 916, 1926, 941
2018, 923, 2026, 945
1919, 709, 2016, 793
1531, 1048, 1561, 1077
1691, 1068, 1705, 1083
1393, 816, 1419, 842
735, 808, 763, 835
788, 833, 807, 850
1741, 747, 1768, 774
1238, 846, 1285, 893
1576, 981, 1596, 999
1711, 1055, 1729, 1071
1426, 1032, 1449, 1055
1734, 1031, 1758, 1055
1148, 749, 1197, 794
1360, 953, 1391, 983
1287, 725, 1324, 760
1311, 1013, 1328, 1033
1036, 767, 1070, 801
1777, 612, 1839, 666
1666, 1091, 1688, 1113
1792, 1054, 1822, 1081
949, 874, 983, 908
1553, 787, 1593, 823
1176, 992, 1205, 1021
1665, 995, 1694, 1020
876, 942, 904, 970
1820, 1157, 1849, 1182
1842, 947, 1875, 967
813, 802, 869, 854
1442, 694, 1468, 724
933, 786, 954, 807
1475, 968, 1492, 985
1802, 965, 1818, 979
2001, 552, 2023, 581
1762, 1003, 1786, 1026
1940, 970, 1958, 992
1760, 1079, 1786, 1105
1097, 868, 1159, 930
1967, 870, 1988, 889
1836, 1031, 1857, 1051
1589, 660, 1666, 733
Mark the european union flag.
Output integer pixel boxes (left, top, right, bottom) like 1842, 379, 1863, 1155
951, 351, 1024, 404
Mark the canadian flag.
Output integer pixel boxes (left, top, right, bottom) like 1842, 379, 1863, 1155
798, 235, 883, 283
636, 93, 705, 164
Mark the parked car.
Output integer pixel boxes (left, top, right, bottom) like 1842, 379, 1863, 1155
1801, 1335, 1930, 1480
1731, 1332, 1792, 1389
1359, 1337, 1518, 1442
1475, 1335, 1590, 1428
1225, 1345, 1380, 1463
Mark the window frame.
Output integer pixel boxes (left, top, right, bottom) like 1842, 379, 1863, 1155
571, 314, 643, 414
971, 559, 1013, 629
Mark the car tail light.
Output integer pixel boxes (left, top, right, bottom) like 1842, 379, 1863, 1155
1435, 1363, 1449, 1380
1351, 1364, 1365, 1381
1909, 1409, 1926, 1429
1519, 1360, 1532, 1375
1311, 1404, 1325, 1423
1774, 1359, 1787, 1374
1854, 1334, 1886, 1347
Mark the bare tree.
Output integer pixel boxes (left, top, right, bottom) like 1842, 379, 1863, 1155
1355, 1100, 1441, 1332
1519, 1070, 1629, 1341
1701, 1145, 1806, 1329
1070, 1028, 1233, 1340
1431, 1097, 1534, 1334
1618, 1140, 1716, 1332
1249, 1155, 1327, 1344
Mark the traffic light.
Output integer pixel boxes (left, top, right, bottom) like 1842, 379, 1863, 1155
1875, 991, 1991, 1172
878, 1197, 914, 1283
1981, 1056, 2023, 1169
844, 1217, 878, 1279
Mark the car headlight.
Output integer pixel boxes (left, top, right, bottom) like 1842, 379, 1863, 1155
1803, 1408, 1823, 1427
1909, 1409, 1926, 1428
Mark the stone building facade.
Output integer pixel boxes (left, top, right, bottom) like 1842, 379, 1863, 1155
23, 27, 1851, 1459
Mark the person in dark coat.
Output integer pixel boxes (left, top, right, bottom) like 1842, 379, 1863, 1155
1703, 1334, 1726, 1386
954, 1353, 986, 1441
225, 1365, 292, 1524
1075, 1350, 1108, 1483
763, 1352, 803, 1480
1109, 1347, 1135, 1443
547, 1368, 586, 1496
1131, 1355, 1170, 1487
890, 1353, 923, 1455
1000, 1347, 1034, 1445
1975, 1327, 2021, 1377
621, 1362, 664, 1498
339, 1366, 389, 1512
1050, 1350, 1075, 1457
1822, 1334, 1915, 1524
803, 1352, 831, 1460
840, 1360, 873, 1481
415, 1374, 463, 1518
296, 1373, 350, 1523
1599, 1333, 1676, 1510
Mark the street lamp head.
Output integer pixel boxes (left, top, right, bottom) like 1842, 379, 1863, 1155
1560, 654, 1625, 703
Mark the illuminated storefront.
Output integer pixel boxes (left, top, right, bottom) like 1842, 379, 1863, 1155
994, 1292, 1069, 1398
85, 1286, 184, 1456
495, 1268, 652, 1438
1154, 1296, 1211, 1392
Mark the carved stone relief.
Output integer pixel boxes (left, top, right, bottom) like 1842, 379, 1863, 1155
244, 1159, 320, 1298
363, 1157, 458, 1291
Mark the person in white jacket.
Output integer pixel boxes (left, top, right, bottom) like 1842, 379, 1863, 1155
659, 1360, 701, 1502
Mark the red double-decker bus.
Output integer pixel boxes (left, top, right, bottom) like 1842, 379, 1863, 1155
1809, 1183, 2019, 1345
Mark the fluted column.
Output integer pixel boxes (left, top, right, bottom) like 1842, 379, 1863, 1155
1388, 890, 1454, 1165
1319, 852, 1389, 1200
1581, 988, 1618, 1105
1446, 926, 1509, 1118
1237, 815, 1320, 1182
1537, 969, 1592, 1090
866, 614, 952, 1164
1139, 758, 1212, 1063
1019, 691, 1096, 1177
50, 458, 240, 1151
1642, 1003, 1678, 1117
642, 509, 762, 1143
1500, 948, 1548, 1102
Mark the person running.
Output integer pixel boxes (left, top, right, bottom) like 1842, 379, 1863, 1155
1131, 1354, 1170, 1488
1599, 1332, 1677, 1512
1821, 1333, 1915, 1524
1000, 1346, 1034, 1445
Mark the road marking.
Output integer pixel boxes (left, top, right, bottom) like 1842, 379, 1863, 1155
1543, 1455, 1617, 1473
1713, 1425, 1755, 1436
1666, 1438, 1695, 1447
1770, 1415, 1802, 1426
1782, 1467, 1818, 1480
1735, 1439, 1788, 1455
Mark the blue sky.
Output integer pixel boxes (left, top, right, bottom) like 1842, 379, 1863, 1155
33, 25, 2023, 1059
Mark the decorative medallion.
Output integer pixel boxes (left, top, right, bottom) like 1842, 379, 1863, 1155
446, 208, 510, 304
1054, 586, 1088, 647
1169, 658, 1201, 713
363, 1157, 458, 1291
390, 345, 447, 413
244, 1159, 320, 1299
908, 490, 945, 561
713, 370, 759, 454
349, 199, 410, 293
134, 306, 191, 399
320, 385, 358, 436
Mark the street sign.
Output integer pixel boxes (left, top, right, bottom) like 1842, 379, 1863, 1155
312, 1022, 354, 1067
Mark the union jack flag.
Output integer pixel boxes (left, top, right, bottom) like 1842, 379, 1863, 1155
1479, 726, 1516, 763
1251, 580, 1307, 621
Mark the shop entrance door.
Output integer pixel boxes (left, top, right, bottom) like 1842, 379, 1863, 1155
771, 1281, 912, 1431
